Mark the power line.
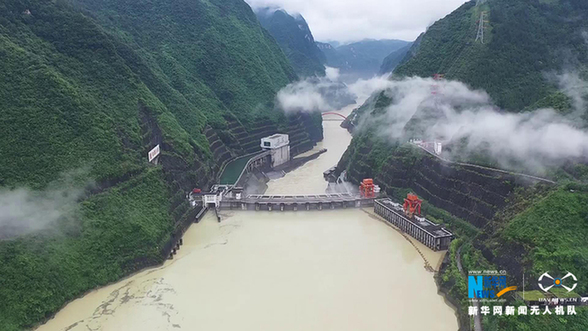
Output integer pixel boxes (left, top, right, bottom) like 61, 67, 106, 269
443, 13, 479, 77
475, 11, 489, 44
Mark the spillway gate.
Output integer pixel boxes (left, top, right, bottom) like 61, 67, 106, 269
219, 193, 374, 211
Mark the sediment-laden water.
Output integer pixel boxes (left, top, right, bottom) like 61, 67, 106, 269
36, 104, 458, 331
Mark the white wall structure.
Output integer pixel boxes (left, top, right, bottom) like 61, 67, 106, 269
148, 144, 160, 164
203, 194, 222, 207
261, 134, 290, 168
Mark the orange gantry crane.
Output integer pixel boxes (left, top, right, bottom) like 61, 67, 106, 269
403, 193, 422, 218
359, 178, 376, 198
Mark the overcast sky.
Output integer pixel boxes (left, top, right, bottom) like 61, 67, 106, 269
246, 0, 469, 43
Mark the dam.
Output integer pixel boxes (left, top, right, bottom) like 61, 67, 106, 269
219, 193, 374, 211
35, 106, 459, 331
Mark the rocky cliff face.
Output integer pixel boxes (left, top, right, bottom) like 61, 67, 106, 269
256, 8, 327, 77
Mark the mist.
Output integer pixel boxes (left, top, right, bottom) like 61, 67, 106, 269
277, 71, 588, 174
361, 76, 588, 173
277, 68, 390, 112
0, 171, 90, 239
554, 71, 588, 115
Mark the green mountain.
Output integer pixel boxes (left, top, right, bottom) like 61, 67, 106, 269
256, 8, 326, 77
0, 0, 321, 329
338, 0, 588, 329
394, 0, 588, 111
318, 39, 411, 81
379, 43, 413, 74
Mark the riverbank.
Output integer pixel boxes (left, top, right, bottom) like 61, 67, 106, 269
36, 104, 459, 331
37, 209, 458, 331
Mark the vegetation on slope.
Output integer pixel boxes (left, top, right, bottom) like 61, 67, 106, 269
451, 184, 588, 331
379, 43, 412, 74
339, 119, 588, 330
0, 0, 304, 329
0, 169, 174, 330
256, 8, 326, 77
394, 0, 588, 111
485, 183, 588, 294
72, 0, 297, 125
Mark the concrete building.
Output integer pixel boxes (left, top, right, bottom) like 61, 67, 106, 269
261, 134, 290, 168
409, 139, 443, 156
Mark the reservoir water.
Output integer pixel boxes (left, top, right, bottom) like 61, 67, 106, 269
36, 104, 458, 331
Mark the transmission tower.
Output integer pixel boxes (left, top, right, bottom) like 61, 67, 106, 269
475, 11, 489, 44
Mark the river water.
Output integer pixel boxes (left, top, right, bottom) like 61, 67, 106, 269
37, 104, 458, 331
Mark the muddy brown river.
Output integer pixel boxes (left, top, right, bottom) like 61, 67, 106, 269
36, 104, 458, 331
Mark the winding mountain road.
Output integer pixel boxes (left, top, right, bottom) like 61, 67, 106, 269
415, 145, 556, 185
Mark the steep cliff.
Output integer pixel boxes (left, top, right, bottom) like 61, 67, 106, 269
0, 0, 320, 329
337, 1, 588, 328
256, 8, 326, 77
320, 39, 410, 80
394, 0, 588, 111
379, 43, 412, 74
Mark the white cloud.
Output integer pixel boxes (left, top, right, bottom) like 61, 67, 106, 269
246, 0, 469, 42
276, 69, 588, 173
0, 170, 90, 239
554, 71, 588, 114
276, 72, 392, 112
277, 79, 332, 112
325, 66, 340, 81
347, 74, 393, 102
358, 77, 588, 173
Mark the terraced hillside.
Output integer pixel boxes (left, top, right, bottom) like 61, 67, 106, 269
340, 138, 530, 228
338, 129, 588, 330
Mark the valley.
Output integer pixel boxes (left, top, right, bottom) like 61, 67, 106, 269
1, 0, 588, 330
35, 105, 458, 331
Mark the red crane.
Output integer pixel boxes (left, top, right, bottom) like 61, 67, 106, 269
403, 193, 422, 218
359, 178, 376, 198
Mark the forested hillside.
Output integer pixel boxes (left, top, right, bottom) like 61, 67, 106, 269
0, 0, 318, 329
256, 8, 326, 77
379, 43, 412, 74
394, 0, 588, 111
337, 0, 588, 329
